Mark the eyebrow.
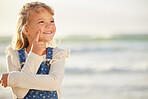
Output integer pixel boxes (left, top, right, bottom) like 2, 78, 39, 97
37, 18, 54, 21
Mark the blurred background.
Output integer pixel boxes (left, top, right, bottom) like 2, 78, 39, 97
0, 0, 148, 99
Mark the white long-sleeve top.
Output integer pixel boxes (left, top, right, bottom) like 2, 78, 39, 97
6, 46, 70, 99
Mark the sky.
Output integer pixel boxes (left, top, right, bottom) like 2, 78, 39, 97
0, 0, 148, 37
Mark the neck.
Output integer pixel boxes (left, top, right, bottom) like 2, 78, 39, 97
26, 44, 32, 54
26, 44, 47, 55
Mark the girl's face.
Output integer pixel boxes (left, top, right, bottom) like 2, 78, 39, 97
25, 7, 56, 43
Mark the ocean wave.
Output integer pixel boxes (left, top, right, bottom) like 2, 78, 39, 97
1, 34, 148, 44
71, 48, 122, 53
65, 67, 148, 74
61, 34, 148, 42
70, 47, 148, 53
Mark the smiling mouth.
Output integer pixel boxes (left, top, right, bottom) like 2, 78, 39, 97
43, 31, 52, 34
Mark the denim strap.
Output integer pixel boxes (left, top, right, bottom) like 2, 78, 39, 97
18, 49, 26, 69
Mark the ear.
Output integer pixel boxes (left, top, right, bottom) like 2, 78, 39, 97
22, 25, 29, 36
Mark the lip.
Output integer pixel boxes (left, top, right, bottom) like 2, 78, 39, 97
43, 31, 52, 34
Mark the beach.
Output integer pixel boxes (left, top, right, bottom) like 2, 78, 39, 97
0, 35, 148, 99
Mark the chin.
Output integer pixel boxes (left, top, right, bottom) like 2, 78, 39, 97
44, 38, 53, 42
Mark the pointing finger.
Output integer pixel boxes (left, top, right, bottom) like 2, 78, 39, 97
34, 31, 40, 42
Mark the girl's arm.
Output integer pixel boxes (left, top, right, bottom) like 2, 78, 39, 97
20, 52, 45, 73
7, 46, 44, 74
7, 48, 70, 91
6, 46, 45, 98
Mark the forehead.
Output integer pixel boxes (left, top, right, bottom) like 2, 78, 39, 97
28, 7, 53, 22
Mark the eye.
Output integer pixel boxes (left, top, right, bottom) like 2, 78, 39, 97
51, 20, 54, 23
38, 21, 44, 24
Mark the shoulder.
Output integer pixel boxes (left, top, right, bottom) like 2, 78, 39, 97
6, 45, 19, 57
6, 45, 20, 68
53, 47, 70, 60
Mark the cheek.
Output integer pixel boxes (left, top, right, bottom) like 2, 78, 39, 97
37, 24, 44, 31
54, 26, 56, 32
52, 25, 56, 32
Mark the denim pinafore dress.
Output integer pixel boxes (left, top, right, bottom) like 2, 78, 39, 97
17, 47, 58, 99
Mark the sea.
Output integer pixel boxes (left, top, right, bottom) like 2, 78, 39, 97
0, 34, 148, 99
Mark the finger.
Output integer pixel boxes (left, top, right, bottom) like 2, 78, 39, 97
37, 42, 45, 45
38, 44, 46, 48
4, 84, 7, 88
34, 31, 40, 42
38, 44, 46, 49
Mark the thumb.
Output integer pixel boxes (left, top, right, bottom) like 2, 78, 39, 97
34, 31, 40, 42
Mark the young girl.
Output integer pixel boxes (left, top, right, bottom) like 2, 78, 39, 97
0, 1, 70, 99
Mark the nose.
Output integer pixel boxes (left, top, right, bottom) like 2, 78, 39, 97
46, 24, 51, 28
45, 23, 51, 28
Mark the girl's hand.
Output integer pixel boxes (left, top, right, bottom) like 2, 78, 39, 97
31, 31, 46, 56
0, 73, 9, 88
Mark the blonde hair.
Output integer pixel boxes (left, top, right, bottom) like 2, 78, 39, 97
12, 1, 56, 50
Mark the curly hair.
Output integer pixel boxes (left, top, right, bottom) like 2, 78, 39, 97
12, 1, 55, 50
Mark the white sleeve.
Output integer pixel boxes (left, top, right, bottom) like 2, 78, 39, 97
6, 46, 44, 98
6, 47, 20, 72
8, 49, 70, 91
6, 47, 29, 98
21, 52, 44, 74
